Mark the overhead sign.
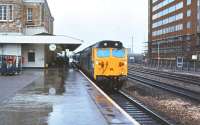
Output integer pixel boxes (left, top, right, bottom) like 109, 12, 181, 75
49, 44, 56, 51
192, 55, 198, 60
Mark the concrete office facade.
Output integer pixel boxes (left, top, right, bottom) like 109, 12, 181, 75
149, 0, 200, 67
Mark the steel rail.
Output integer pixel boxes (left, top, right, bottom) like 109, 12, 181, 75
108, 90, 173, 125
128, 73, 200, 102
129, 67, 200, 86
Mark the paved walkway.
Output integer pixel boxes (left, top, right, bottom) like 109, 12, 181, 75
0, 70, 42, 102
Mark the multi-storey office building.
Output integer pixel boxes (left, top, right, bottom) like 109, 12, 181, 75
148, 0, 200, 68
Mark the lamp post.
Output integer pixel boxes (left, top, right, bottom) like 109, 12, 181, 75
132, 35, 134, 54
157, 43, 160, 69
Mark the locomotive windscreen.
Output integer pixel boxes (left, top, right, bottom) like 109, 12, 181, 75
112, 49, 125, 58
97, 49, 110, 57
97, 41, 123, 48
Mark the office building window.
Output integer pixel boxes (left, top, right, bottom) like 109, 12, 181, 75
153, 0, 175, 11
187, 9, 191, 17
152, 0, 158, 3
186, 35, 191, 40
0, 5, 13, 21
152, 13, 183, 28
27, 8, 33, 22
28, 52, 35, 62
187, 22, 192, 29
187, 0, 191, 5
152, 24, 183, 36
153, 2, 183, 20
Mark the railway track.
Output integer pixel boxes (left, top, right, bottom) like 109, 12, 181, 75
128, 72, 200, 102
82, 70, 173, 125
109, 91, 172, 125
129, 66, 200, 86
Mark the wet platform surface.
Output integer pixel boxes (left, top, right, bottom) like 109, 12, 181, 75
0, 68, 108, 125
0, 68, 134, 125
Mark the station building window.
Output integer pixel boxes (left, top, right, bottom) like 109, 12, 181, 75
28, 52, 35, 62
187, 22, 192, 29
27, 8, 33, 22
0, 5, 13, 21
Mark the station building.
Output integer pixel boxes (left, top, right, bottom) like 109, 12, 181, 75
148, 0, 200, 68
0, 0, 82, 68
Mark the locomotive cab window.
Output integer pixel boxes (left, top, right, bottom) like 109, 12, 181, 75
112, 49, 125, 58
97, 48, 110, 57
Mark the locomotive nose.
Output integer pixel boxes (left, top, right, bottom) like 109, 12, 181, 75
110, 68, 114, 71
119, 62, 124, 67
119, 61, 127, 67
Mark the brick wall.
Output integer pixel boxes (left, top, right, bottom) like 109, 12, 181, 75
0, 0, 23, 33
0, 0, 53, 34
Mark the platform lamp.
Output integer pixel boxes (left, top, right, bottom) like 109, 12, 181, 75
49, 44, 57, 51
192, 54, 198, 72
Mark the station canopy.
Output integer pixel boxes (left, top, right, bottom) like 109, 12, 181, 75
0, 34, 83, 51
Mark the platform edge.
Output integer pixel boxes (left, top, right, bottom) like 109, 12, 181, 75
79, 70, 141, 125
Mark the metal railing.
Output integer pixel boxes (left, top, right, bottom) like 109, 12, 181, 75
141, 60, 200, 73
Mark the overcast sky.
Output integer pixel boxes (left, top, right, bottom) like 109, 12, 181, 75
47, 0, 148, 53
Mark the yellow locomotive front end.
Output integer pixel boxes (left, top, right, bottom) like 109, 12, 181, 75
92, 48, 128, 80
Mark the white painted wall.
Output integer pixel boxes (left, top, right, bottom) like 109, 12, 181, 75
2, 44, 21, 56
23, 0, 45, 3
22, 44, 45, 68
24, 27, 48, 35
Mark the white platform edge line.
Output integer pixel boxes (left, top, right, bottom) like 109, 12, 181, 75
79, 70, 141, 125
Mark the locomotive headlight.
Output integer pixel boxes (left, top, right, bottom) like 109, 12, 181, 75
92, 63, 94, 68
124, 62, 127, 65
96, 61, 99, 65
